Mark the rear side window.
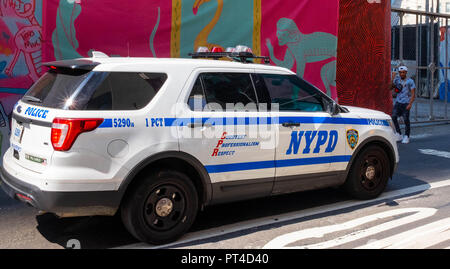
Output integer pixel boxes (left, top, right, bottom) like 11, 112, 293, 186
23, 70, 167, 110
188, 72, 257, 111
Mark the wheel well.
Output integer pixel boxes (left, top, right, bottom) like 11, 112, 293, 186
120, 157, 210, 210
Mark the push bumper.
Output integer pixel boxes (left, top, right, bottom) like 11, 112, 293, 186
0, 166, 121, 217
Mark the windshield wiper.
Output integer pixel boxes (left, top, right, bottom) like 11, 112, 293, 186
22, 96, 42, 103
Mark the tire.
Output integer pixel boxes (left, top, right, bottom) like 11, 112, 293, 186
121, 170, 198, 245
343, 145, 391, 200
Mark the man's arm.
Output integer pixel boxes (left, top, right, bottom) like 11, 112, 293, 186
407, 88, 415, 110
392, 72, 397, 89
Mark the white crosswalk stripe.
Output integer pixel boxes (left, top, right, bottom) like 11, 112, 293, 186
419, 149, 450, 159
357, 218, 450, 249
263, 208, 437, 249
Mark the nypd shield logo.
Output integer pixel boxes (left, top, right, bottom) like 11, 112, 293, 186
347, 129, 359, 150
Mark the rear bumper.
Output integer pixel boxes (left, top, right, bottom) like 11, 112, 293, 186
0, 166, 121, 217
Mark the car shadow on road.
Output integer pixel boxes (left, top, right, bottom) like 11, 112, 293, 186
35, 213, 138, 249
35, 173, 428, 249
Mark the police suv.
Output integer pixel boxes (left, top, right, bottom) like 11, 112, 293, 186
0, 48, 399, 244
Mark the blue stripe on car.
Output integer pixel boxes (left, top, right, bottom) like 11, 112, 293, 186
205, 155, 352, 173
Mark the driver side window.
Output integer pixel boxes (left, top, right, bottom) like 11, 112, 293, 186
258, 74, 325, 112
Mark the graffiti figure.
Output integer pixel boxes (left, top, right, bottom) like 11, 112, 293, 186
266, 18, 337, 97
192, 0, 224, 51
1, 0, 42, 82
52, 0, 82, 60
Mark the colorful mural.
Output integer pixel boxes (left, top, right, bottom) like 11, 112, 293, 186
0, 0, 43, 156
43, 0, 338, 99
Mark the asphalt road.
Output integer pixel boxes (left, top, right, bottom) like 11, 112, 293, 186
0, 123, 449, 249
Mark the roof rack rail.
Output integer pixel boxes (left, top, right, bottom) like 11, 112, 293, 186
91, 51, 109, 58
189, 51, 270, 64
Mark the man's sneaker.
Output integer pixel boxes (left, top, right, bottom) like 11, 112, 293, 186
402, 135, 410, 144
395, 133, 403, 142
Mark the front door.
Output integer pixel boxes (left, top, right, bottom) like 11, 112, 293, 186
253, 73, 347, 194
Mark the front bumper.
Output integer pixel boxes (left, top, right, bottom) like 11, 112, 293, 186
0, 166, 121, 217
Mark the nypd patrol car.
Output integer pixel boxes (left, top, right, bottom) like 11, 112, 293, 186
0, 48, 399, 245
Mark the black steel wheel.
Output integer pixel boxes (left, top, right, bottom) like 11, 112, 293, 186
343, 145, 390, 200
121, 170, 198, 245
143, 183, 187, 232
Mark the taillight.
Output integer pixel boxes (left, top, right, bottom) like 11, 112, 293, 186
51, 118, 104, 151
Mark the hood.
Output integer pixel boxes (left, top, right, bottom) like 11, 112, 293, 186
342, 105, 390, 119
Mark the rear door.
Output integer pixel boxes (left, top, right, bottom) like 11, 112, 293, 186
177, 69, 276, 202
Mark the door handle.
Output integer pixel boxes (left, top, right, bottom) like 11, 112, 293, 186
282, 122, 301, 128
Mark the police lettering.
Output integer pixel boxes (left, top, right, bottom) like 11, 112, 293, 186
286, 130, 338, 155
24, 107, 49, 119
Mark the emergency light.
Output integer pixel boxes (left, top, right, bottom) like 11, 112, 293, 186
190, 45, 270, 64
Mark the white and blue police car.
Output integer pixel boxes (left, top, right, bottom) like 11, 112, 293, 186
0, 48, 399, 244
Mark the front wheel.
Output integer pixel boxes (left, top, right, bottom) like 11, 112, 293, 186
343, 145, 391, 200
121, 170, 198, 245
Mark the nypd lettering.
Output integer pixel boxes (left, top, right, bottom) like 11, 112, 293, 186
286, 130, 338, 155
24, 107, 49, 119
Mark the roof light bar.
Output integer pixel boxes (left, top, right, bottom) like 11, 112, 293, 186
189, 45, 270, 64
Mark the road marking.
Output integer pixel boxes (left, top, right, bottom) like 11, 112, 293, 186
263, 208, 436, 249
410, 134, 431, 140
118, 179, 450, 249
357, 217, 450, 249
419, 149, 450, 159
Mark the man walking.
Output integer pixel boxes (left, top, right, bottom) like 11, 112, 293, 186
392, 66, 416, 144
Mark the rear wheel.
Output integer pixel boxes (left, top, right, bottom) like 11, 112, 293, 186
343, 145, 390, 200
121, 170, 198, 245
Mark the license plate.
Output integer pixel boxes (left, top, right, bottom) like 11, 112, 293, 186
13, 124, 24, 143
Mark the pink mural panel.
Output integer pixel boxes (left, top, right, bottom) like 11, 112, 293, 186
261, 0, 339, 100
43, 0, 172, 62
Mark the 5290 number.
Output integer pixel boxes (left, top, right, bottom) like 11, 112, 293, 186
113, 118, 135, 128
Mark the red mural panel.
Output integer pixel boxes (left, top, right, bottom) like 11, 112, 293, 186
336, 0, 392, 115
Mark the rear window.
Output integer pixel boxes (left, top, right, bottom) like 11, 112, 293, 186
23, 70, 167, 110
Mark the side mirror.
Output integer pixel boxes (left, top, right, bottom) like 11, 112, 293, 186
327, 102, 340, 116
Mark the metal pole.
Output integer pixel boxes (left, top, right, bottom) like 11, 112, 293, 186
415, 14, 420, 121
400, 13, 404, 63
446, 18, 449, 119
419, 14, 423, 99
430, 15, 435, 120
